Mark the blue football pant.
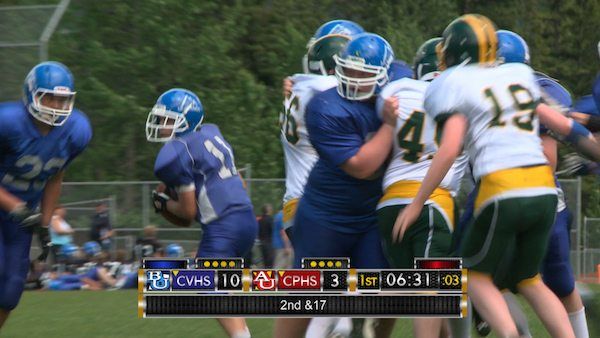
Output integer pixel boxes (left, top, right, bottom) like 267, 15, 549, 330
292, 204, 389, 269
196, 208, 258, 259
0, 220, 33, 310
541, 208, 575, 297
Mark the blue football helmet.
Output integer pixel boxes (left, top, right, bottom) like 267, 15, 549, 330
60, 243, 79, 258
334, 33, 394, 100
166, 243, 184, 258
497, 30, 530, 64
83, 241, 101, 257
387, 59, 413, 82
308, 20, 364, 48
303, 19, 364, 74
146, 88, 205, 142
23, 61, 76, 126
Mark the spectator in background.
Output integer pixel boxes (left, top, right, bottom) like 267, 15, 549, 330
272, 210, 293, 269
49, 206, 74, 263
134, 225, 164, 260
258, 204, 274, 268
90, 202, 114, 252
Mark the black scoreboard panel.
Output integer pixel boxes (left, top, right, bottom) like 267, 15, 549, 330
144, 294, 463, 317
139, 258, 468, 318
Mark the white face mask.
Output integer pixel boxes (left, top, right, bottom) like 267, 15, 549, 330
333, 55, 388, 100
145, 105, 189, 142
29, 88, 76, 126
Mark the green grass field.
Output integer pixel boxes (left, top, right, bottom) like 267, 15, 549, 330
1, 286, 599, 338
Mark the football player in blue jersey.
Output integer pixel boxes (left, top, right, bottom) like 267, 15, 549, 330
146, 88, 256, 338
274, 33, 399, 338
0, 61, 92, 329
567, 41, 600, 132
560, 96, 600, 176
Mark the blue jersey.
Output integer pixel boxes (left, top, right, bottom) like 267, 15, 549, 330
0, 102, 91, 216
534, 74, 571, 212
303, 88, 383, 233
153, 123, 252, 225
593, 74, 600, 113
574, 95, 599, 116
535, 73, 572, 135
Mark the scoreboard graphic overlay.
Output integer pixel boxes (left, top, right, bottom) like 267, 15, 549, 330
138, 257, 467, 317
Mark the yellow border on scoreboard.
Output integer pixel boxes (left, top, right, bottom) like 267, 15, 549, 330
349, 268, 357, 292
138, 269, 144, 318
461, 268, 468, 294
461, 294, 468, 318
243, 268, 250, 292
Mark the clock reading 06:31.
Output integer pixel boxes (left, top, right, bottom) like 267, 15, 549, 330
380, 271, 433, 290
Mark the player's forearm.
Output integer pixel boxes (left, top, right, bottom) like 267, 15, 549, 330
166, 201, 196, 221
341, 123, 394, 179
570, 112, 600, 132
41, 171, 64, 227
414, 147, 458, 206
538, 103, 600, 161
414, 115, 465, 206
160, 209, 192, 227
0, 185, 23, 213
538, 103, 574, 136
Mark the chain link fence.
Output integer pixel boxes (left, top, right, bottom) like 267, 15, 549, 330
0, 0, 70, 100
582, 217, 600, 282
37, 176, 588, 275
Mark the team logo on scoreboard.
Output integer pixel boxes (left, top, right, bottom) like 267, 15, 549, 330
252, 270, 276, 291
146, 270, 171, 291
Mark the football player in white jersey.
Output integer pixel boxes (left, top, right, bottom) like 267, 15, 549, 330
280, 34, 350, 237
393, 14, 600, 338
376, 37, 466, 338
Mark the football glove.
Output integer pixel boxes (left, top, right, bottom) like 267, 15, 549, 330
36, 227, 52, 262
152, 190, 170, 213
9, 204, 42, 229
558, 152, 597, 176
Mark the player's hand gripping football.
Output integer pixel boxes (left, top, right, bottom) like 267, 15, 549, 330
152, 183, 171, 213
392, 202, 423, 243
382, 96, 399, 127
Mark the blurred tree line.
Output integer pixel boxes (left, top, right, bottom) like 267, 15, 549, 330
30, 0, 600, 216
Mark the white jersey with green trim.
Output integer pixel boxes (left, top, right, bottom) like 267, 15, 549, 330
280, 74, 337, 203
377, 78, 467, 194
424, 63, 547, 180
